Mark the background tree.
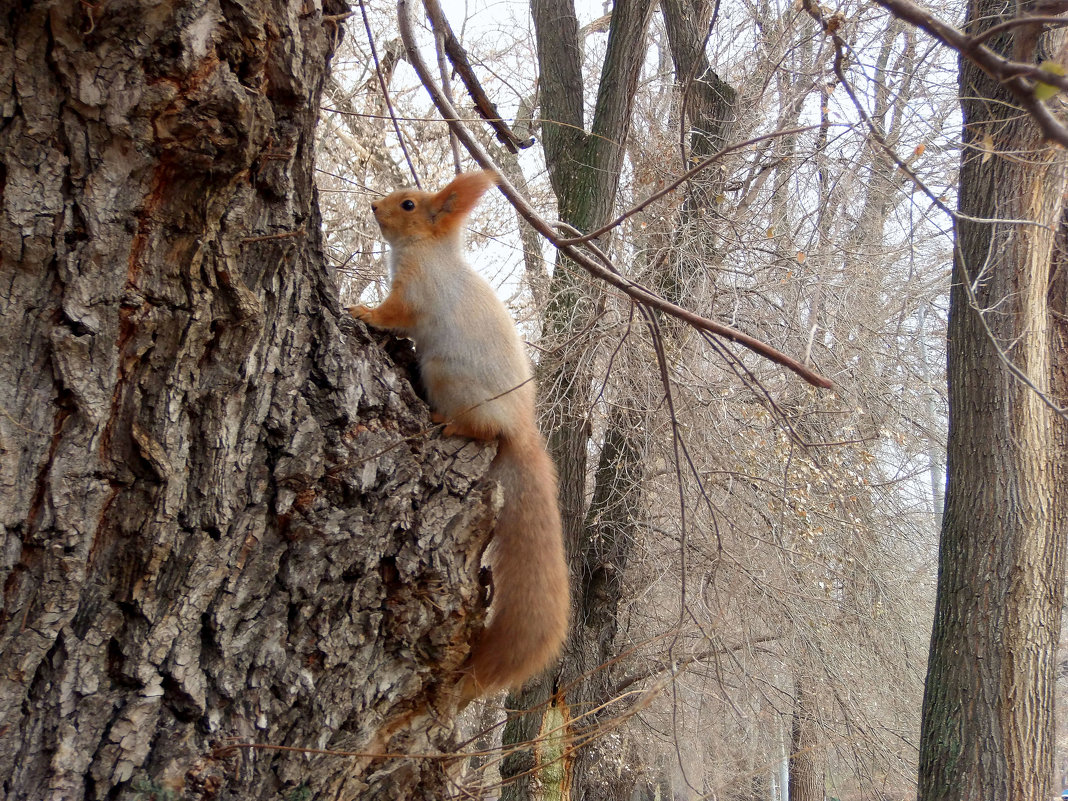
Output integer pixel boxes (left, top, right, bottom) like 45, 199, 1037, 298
907, 2, 1068, 798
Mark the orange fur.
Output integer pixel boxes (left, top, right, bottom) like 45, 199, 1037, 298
370, 170, 497, 246
459, 428, 568, 698
350, 291, 417, 329
357, 172, 570, 698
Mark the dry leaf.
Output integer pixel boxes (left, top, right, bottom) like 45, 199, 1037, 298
980, 131, 994, 164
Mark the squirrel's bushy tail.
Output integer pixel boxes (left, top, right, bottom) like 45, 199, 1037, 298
462, 429, 570, 697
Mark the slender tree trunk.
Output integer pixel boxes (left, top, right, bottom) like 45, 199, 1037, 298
506, 4, 739, 797
500, 1, 655, 798
788, 674, 825, 801
661, 0, 737, 311
918, 4, 1068, 799
0, 3, 495, 799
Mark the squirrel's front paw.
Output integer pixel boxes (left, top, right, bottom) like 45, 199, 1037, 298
349, 304, 373, 322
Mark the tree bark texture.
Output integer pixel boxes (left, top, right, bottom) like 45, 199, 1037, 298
0, 3, 495, 799
918, 4, 1068, 799
1054, 213, 1068, 663
659, 0, 737, 327
660, 0, 737, 174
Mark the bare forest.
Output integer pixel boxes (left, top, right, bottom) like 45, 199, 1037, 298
319, 0, 1068, 797
0, 0, 1066, 799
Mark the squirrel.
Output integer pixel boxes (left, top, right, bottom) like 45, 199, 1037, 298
351, 170, 570, 699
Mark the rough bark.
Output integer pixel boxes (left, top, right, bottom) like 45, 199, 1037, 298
661, 0, 737, 171
0, 2, 494, 799
1055, 213, 1068, 670
660, 0, 737, 320
918, 3, 1068, 799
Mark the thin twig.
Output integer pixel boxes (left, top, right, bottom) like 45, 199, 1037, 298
870, 0, 1068, 147
421, 0, 535, 152
803, 0, 1068, 422
358, 0, 421, 186
432, 20, 463, 172
241, 228, 306, 244
556, 124, 838, 246
971, 14, 1068, 45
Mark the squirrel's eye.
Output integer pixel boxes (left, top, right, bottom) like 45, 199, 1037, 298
401, 199, 416, 211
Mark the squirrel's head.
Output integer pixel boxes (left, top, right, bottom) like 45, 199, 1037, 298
372, 171, 498, 246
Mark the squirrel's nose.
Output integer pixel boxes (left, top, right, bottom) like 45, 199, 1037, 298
371, 203, 378, 213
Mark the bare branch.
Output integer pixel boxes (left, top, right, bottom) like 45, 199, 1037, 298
358, 0, 421, 186
432, 21, 463, 173
972, 15, 1068, 45
398, 0, 834, 389
866, 0, 1068, 147
556, 124, 838, 246
421, 0, 535, 153
802, 0, 1068, 421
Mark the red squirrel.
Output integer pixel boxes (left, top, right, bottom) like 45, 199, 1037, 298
351, 171, 570, 698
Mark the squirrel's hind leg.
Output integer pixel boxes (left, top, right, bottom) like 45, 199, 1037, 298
439, 415, 501, 441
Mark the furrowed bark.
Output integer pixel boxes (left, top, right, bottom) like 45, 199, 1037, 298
918, 4, 1068, 798
0, 2, 492, 799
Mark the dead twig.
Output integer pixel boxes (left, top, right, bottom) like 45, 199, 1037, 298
358, 0, 421, 186
421, 0, 535, 153
868, 0, 1068, 147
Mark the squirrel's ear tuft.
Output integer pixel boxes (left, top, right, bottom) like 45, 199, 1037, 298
430, 171, 498, 232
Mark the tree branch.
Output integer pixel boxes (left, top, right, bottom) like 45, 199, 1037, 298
421, 0, 535, 153
397, 0, 834, 389
358, 0, 421, 186
867, 0, 1068, 147
803, 0, 1068, 420
589, 0, 657, 149
556, 123, 834, 246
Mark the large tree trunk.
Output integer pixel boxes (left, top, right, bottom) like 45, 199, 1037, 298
0, 3, 493, 799
918, 4, 1068, 799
